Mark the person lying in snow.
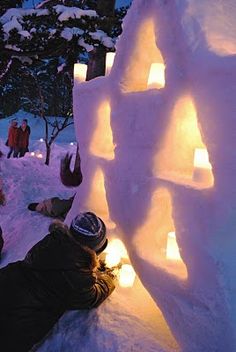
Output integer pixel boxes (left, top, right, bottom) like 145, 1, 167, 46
0, 212, 116, 352
28, 148, 82, 219
28, 195, 75, 220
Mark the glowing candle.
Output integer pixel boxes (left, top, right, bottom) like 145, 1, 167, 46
106, 52, 115, 75
147, 63, 165, 89
74, 63, 87, 82
37, 153, 43, 159
105, 238, 128, 267
39, 138, 44, 142
193, 148, 212, 183
30, 152, 35, 156
119, 264, 136, 287
166, 231, 181, 260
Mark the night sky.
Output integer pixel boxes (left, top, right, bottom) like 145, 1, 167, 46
23, 0, 132, 8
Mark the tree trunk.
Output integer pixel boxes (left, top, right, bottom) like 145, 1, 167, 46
86, 0, 116, 81
45, 144, 51, 166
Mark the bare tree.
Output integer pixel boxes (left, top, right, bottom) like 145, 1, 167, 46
27, 71, 73, 165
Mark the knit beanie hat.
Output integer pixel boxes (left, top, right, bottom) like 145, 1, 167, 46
70, 212, 107, 254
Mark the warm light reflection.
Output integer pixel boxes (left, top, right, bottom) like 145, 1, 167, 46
121, 18, 165, 92
147, 63, 165, 89
85, 167, 116, 230
119, 264, 136, 287
133, 187, 188, 279
166, 232, 181, 260
105, 238, 129, 267
194, 148, 212, 169
73, 63, 87, 82
37, 153, 43, 159
89, 101, 115, 160
153, 95, 214, 188
106, 52, 115, 75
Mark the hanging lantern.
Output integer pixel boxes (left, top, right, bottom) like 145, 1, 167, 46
106, 52, 116, 75
74, 63, 87, 82
166, 231, 181, 260
119, 264, 136, 287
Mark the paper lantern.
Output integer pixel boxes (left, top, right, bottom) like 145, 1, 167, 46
147, 63, 165, 89
166, 232, 181, 261
106, 52, 116, 75
193, 148, 212, 183
74, 63, 87, 82
105, 238, 129, 267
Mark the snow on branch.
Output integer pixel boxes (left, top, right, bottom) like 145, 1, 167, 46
0, 5, 115, 60
53, 5, 98, 22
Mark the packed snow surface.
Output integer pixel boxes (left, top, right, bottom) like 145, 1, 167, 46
0, 114, 178, 352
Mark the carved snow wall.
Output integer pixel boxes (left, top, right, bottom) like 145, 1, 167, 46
66, 0, 236, 351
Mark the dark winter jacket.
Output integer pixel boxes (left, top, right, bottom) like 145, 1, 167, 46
0, 222, 115, 352
7, 126, 18, 147
17, 127, 30, 149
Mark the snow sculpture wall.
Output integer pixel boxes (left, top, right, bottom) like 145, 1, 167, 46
66, 0, 236, 351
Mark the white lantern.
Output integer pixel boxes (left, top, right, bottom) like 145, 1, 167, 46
166, 231, 181, 260
106, 52, 116, 75
39, 138, 44, 142
74, 63, 87, 82
147, 63, 165, 89
119, 264, 136, 288
193, 148, 212, 183
105, 238, 129, 267
30, 152, 35, 156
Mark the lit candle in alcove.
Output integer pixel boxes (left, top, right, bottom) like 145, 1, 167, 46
105, 239, 128, 267
147, 63, 165, 89
106, 52, 116, 75
119, 264, 136, 287
166, 232, 181, 260
74, 63, 87, 82
193, 148, 212, 183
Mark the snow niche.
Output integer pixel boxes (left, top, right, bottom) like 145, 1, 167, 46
66, 0, 236, 351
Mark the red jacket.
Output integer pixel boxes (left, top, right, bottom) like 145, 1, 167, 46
8, 126, 18, 148
18, 127, 29, 149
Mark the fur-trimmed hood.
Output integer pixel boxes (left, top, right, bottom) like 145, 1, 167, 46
24, 220, 98, 271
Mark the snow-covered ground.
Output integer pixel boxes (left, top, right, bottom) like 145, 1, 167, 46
0, 114, 178, 352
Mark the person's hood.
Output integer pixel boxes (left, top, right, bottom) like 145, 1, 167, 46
24, 220, 98, 272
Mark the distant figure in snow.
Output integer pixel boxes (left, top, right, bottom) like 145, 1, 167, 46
0, 150, 5, 206
0, 212, 116, 351
28, 148, 82, 219
17, 119, 30, 157
6, 119, 18, 158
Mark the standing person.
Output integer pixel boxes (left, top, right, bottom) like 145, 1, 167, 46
0, 150, 5, 206
17, 119, 30, 157
23, 118, 31, 152
0, 212, 116, 351
6, 120, 18, 158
